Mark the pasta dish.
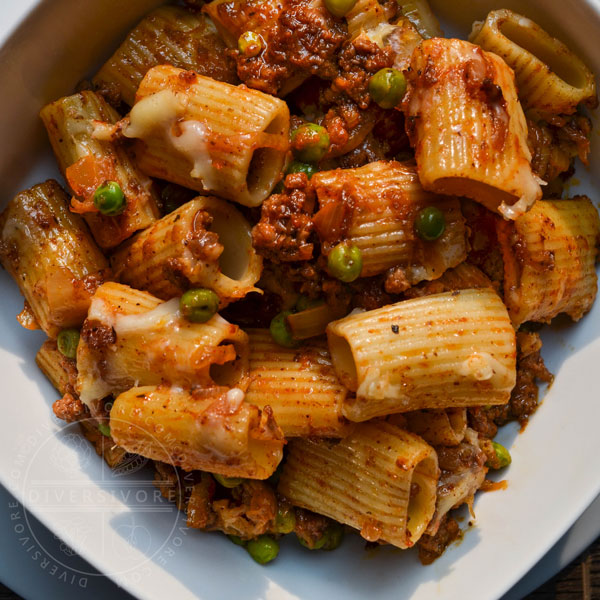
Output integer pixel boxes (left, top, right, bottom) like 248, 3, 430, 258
0, 0, 598, 566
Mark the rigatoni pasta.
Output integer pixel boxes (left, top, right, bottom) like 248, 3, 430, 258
327, 289, 516, 421
497, 197, 600, 327
278, 422, 439, 549
0, 180, 111, 337
5, 0, 599, 570
245, 329, 350, 437
93, 5, 237, 106
110, 384, 283, 478
111, 197, 262, 304
403, 38, 542, 219
121, 65, 289, 207
470, 10, 597, 116
312, 161, 466, 284
76, 282, 249, 407
39, 91, 159, 249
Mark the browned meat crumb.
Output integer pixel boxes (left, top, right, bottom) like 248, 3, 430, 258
293, 507, 332, 548
53, 393, 87, 423
417, 514, 461, 565
333, 34, 395, 108
252, 181, 316, 262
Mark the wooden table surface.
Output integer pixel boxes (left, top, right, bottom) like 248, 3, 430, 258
0, 537, 599, 599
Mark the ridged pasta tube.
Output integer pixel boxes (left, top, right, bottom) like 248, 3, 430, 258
312, 161, 466, 282
278, 422, 439, 549
76, 282, 249, 406
403, 38, 542, 219
111, 197, 262, 304
93, 5, 237, 106
122, 65, 290, 207
395, 409, 467, 447
0, 180, 111, 337
36, 339, 77, 397
327, 288, 516, 421
110, 384, 283, 478
497, 197, 600, 327
470, 10, 597, 116
245, 329, 351, 438
397, 0, 442, 39
40, 91, 159, 250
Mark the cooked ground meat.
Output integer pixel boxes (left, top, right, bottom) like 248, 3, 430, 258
333, 33, 395, 108
252, 177, 316, 262
417, 514, 461, 565
53, 393, 87, 423
186, 476, 277, 539
469, 332, 553, 434
293, 507, 332, 548
436, 442, 486, 473
527, 115, 591, 185
220, 0, 346, 94
81, 320, 116, 351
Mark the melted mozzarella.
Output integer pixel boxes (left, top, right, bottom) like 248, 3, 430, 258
123, 90, 186, 139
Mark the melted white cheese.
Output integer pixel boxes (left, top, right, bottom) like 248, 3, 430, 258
458, 351, 511, 383
114, 298, 181, 335
169, 120, 218, 190
123, 90, 187, 139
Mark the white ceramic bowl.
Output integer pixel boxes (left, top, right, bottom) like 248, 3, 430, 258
1, 2, 599, 599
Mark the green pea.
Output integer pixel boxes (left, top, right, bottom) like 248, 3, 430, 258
269, 310, 299, 348
228, 535, 247, 547
93, 181, 126, 216
298, 522, 344, 550
180, 288, 219, 323
488, 441, 512, 469
322, 522, 344, 550
286, 161, 317, 180
275, 505, 296, 534
295, 295, 324, 312
291, 123, 330, 163
327, 242, 363, 283
246, 535, 279, 564
213, 473, 244, 488
368, 68, 407, 109
57, 329, 80, 359
324, 0, 358, 17
415, 206, 446, 241
238, 31, 263, 57
98, 423, 111, 437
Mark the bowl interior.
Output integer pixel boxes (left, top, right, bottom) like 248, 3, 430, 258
0, 2, 599, 600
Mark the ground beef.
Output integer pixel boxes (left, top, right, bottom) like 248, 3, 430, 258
186, 476, 277, 539
221, 0, 346, 95
436, 442, 486, 473
81, 320, 116, 351
333, 34, 395, 108
417, 514, 461, 565
52, 393, 87, 423
469, 332, 553, 433
293, 507, 332, 548
187, 209, 223, 263
252, 176, 316, 262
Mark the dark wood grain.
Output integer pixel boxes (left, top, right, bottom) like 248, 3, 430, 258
525, 537, 600, 599
1, 538, 599, 599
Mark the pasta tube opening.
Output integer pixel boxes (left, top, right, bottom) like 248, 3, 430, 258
246, 113, 289, 200
327, 331, 359, 391
470, 10, 597, 115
